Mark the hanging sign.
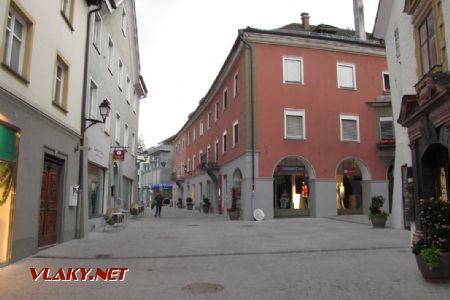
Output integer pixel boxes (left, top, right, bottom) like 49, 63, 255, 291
113, 149, 125, 161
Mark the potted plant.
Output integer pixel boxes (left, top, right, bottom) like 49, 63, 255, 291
186, 197, 193, 210
369, 195, 389, 228
412, 198, 450, 281
177, 197, 183, 208
227, 188, 240, 220
202, 197, 211, 213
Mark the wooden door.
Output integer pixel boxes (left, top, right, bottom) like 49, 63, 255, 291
38, 162, 60, 247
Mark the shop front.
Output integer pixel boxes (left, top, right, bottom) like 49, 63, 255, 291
0, 121, 19, 264
273, 157, 310, 218
88, 163, 105, 218
336, 159, 363, 215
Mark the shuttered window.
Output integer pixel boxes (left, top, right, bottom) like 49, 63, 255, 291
340, 114, 359, 142
337, 63, 356, 89
380, 117, 394, 140
284, 109, 305, 139
283, 57, 303, 83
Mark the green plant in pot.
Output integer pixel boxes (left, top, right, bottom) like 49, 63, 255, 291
202, 197, 211, 213
186, 197, 193, 210
369, 195, 389, 228
412, 198, 450, 281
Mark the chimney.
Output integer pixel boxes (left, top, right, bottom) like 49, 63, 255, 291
353, 0, 366, 40
301, 12, 310, 30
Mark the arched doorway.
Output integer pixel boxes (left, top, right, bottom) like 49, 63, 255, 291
421, 144, 449, 201
273, 156, 314, 218
336, 157, 370, 215
231, 169, 242, 211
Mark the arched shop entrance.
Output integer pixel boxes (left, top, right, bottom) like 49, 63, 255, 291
273, 156, 314, 218
336, 157, 370, 215
232, 169, 242, 211
421, 144, 449, 201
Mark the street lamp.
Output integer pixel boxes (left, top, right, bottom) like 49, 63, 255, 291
85, 99, 111, 130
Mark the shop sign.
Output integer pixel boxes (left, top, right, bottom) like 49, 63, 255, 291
277, 165, 305, 174
343, 167, 356, 176
150, 184, 173, 189
113, 149, 125, 161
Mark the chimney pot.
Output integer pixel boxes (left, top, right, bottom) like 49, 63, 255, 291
301, 12, 310, 30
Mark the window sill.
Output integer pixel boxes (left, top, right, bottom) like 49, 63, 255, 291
340, 139, 360, 143
2, 63, 30, 85
283, 81, 304, 85
52, 102, 68, 114
60, 12, 74, 32
338, 86, 357, 91
285, 136, 306, 140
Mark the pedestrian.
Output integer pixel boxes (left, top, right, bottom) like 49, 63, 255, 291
155, 191, 164, 217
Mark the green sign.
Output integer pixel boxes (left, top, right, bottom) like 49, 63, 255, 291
0, 124, 16, 161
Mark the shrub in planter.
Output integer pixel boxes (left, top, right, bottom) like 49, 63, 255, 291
186, 197, 193, 210
369, 195, 389, 228
177, 198, 183, 208
202, 197, 211, 213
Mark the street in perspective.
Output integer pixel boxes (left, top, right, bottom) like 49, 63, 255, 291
0, 208, 449, 300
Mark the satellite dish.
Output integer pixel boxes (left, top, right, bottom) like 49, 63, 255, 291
253, 209, 265, 221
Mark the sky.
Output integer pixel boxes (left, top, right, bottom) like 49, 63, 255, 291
135, 0, 380, 148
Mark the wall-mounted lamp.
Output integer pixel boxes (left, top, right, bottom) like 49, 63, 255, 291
85, 99, 111, 130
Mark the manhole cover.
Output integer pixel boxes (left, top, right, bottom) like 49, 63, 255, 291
94, 254, 113, 258
182, 282, 224, 294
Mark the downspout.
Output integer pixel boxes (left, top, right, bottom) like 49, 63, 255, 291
239, 32, 256, 214
76, 2, 103, 239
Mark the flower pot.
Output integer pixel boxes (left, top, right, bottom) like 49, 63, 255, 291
228, 209, 240, 220
370, 216, 387, 228
202, 205, 210, 213
187, 203, 193, 210
415, 252, 450, 282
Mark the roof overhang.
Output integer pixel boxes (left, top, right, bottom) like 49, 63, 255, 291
373, 0, 393, 39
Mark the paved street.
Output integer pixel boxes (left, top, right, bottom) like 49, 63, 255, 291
0, 208, 449, 300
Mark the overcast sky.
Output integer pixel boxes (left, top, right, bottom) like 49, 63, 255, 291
135, 0, 380, 148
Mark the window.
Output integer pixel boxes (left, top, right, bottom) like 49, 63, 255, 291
92, 13, 102, 51
103, 99, 111, 134
187, 158, 191, 172
107, 37, 114, 73
207, 145, 211, 162
233, 121, 239, 147
394, 28, 400, 60
214, 139, 219, 162
419, 11, 437, 74
283, 56, 303, 84
223, 88, 228, 111
379, 117, 394, 140
193, 128, 196, 141
121, 8, 127, 36
53, 56, 69, 110
233, 72, 239, 97
199, 150, 204, 164
192, 155, 196, 171
200, 120, 204, 136
115, 112, 121, 143
337, 63, 356, 89
207, 111, 211, 129
131, 133, 136, 155
124, 123, 129, 147
215, 102, 219, 121
89, 79, 98, 118
284, 109, 305, 139
187, 132, 191, 145
182, 138, 185, 149
118, 59, 123, 90
222, 131, 227, 154
3, 6, 32, 78
382, 72, 390, 92
340, 114, 360, 142
61, 0, 74, 25
126, 76, 131, 104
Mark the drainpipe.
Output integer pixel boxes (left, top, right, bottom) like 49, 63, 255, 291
76, 2, 103, 239
239, 32, 255, 215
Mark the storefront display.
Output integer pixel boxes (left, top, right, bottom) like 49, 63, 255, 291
336, 160, 362, 214
88, 163, 105, 218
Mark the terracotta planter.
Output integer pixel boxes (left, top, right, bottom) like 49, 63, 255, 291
370, 216, 387, 228
228, 209, 240, 220
415, 252, 450, 282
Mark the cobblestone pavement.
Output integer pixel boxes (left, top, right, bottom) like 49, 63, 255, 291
0, 208, 449, 300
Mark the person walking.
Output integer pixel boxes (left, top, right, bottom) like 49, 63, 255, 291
155, 191, 164, 217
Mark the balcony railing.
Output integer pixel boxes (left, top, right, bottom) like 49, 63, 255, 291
377, 138, 395, 150
197, 162, 220, 171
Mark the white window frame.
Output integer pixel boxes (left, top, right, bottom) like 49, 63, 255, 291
215, 102, 219, 122
382, 72, 390, 92
214, 138, 219, 162
103, 98, 111, 135
223, 88, 228, 111
131, 133, 136, 155
61, 0, 72, 21
340, 114, 360, 142
4, 8, 27, 75
233, 72, 239, 98
126, 76, 131, 104
192, 155, 196, 171
92, 12, 102, 51
283, 56, 304, 84
337, 62, 356, 89
124, 123, 129, 147
118, 59, 124, 90
207, 145, 211, 162
207, 111, 211, 130
53, 58, 67, 108
232, 120, 239, 147
89, 78, 98, 118
379, 117, 394, 140
222, 130, 227, 154
115, 112, 121, 144
107, 36, 114, 73
200, 120, 204, 136
193, 127, 196, 141
284, 109, 306, 139
187, 158, 191, 172
121, 7, 127, 36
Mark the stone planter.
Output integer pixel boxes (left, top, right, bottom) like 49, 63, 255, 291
370, 216, 387, 228
415, 252, 450, 282
202, 205, 210, 213
186, 203, 193, 210
228, 209, 240, 220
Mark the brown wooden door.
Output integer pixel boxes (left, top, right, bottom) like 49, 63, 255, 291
38, 162, 60, 247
